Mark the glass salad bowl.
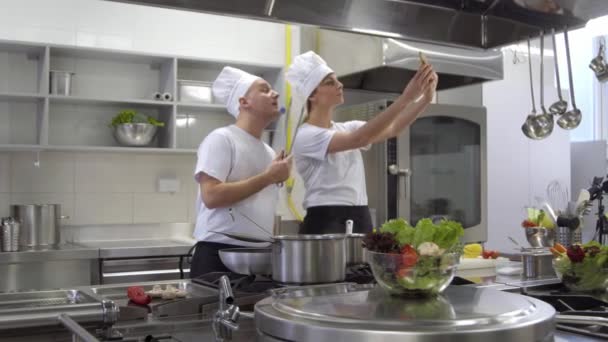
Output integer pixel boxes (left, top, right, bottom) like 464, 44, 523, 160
553, 257, 608, 292
368, 250, 460, 297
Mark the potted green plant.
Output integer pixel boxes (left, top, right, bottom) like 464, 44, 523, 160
110, 109, 165, 147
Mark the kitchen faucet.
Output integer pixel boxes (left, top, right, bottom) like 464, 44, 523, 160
213, 275, 241, 341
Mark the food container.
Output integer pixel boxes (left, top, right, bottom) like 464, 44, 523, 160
178, 80, 213, 103
1, 217, 20, 252
522, 249, 555, 278
50, 70, 75, 96
10, 204, 65, 248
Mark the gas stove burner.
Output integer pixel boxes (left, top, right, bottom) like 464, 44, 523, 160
192, 272, 273, 293
521, 282, 608, 339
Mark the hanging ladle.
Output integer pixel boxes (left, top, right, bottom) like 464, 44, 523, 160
549, 28, 568, 115
522, 36, 553, 140
535, 30, 554, 138
557, 27, 582, 130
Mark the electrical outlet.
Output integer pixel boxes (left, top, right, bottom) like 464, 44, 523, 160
158, 177, 180, 193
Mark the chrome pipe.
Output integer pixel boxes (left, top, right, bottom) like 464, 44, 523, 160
57, 314, 100, 342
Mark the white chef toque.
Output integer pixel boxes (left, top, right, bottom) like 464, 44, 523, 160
212, 66, 261, 118
285, 51, 334, 100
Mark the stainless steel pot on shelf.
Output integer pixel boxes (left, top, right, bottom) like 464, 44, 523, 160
10, 204, 67, 248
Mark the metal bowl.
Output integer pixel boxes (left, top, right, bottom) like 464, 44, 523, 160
112, 123, 158, 147
525, 227, 556, 248
219, 248, 272, 275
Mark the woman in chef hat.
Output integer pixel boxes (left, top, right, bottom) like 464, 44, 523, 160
286, 51, 437, 234
191, 66, 292, 278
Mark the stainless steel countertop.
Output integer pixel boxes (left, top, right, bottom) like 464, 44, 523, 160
0, 239, 195, 263
76, 239, 194, 258
0, 243, 99, 263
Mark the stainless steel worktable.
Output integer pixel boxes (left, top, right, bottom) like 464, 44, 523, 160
75, 239, 194, 258
0, 243, 99, 264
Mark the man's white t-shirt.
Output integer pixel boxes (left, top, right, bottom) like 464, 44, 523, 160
193, 125, 277, 247
293, 121, 369, 209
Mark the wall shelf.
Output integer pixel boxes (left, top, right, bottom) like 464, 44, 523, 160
0, 144, 196, 154
0, 92, 44, 101
48, 95, 174, 107
0, 39, 282, 154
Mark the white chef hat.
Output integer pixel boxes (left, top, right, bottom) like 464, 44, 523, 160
212, 66, 261, 118
285, 51, 334, 100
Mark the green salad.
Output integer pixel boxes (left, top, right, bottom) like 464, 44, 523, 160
364, 218, 464, 294
553, 241, 608, 292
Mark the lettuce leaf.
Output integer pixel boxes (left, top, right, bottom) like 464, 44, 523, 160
413, 219, 436, 248
379, 217, 464, 250
380, 218, 416, 246
434, 220, 465, 250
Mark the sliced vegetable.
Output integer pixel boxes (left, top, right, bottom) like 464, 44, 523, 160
554, 243, 567, 254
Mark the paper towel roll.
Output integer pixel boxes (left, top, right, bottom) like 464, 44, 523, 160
162, 92, 173, 101
153, 92, 162, 101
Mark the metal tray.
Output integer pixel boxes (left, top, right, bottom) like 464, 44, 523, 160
0, 289, 98, 312
90, 280, 219, 319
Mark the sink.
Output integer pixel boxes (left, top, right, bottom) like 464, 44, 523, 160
0, 289, 99, 312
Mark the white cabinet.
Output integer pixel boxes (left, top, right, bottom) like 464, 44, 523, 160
0, 40, 282, 153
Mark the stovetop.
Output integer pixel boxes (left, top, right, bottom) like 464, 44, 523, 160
192, 264, 376, 294
521, 283, 608, 340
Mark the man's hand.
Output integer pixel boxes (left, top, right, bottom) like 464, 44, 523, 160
265, 151, 293, 184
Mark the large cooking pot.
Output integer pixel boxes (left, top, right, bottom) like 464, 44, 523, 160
272, 234, 346, 285
346, 233, 368, 265
213, 231, 347, 284
10, 204, 66, 248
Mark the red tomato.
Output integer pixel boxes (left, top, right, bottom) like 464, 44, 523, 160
131, 294, 151, 305
491, 251, 500, 259
400, 245, 419, 267
127, 286, 145, 300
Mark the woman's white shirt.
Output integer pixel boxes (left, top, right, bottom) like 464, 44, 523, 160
193, 125, 277, 247
293, 121, 369, 209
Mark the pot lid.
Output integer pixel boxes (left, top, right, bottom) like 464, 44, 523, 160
274, 234, 346, 241
255, 284, 555, 342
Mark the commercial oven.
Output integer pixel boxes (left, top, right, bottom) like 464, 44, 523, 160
335, 100, 487, 243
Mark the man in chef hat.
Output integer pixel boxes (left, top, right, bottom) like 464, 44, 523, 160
190, 66, 292, 277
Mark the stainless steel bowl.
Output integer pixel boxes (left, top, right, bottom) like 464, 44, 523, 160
219, 248, 272, 275
112, 123, 158, 147
525, 227, 556, 248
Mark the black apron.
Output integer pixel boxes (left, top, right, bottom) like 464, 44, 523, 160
189, 241, 241, 279
299, 205, 373, 234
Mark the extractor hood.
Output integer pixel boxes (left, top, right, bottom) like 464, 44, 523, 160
316, 28, 503, 91
106, 0, 608, 49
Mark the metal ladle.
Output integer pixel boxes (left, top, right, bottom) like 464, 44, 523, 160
522, 37, 552, 140
549, 28, 567, 115
535, 30, 554, 138
557, 27, 582, 130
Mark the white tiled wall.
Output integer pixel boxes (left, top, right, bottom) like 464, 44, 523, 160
0, 152, 197, 225
0, 0, 285, 66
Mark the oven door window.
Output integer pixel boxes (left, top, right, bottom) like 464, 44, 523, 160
409, 116, 481, 228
